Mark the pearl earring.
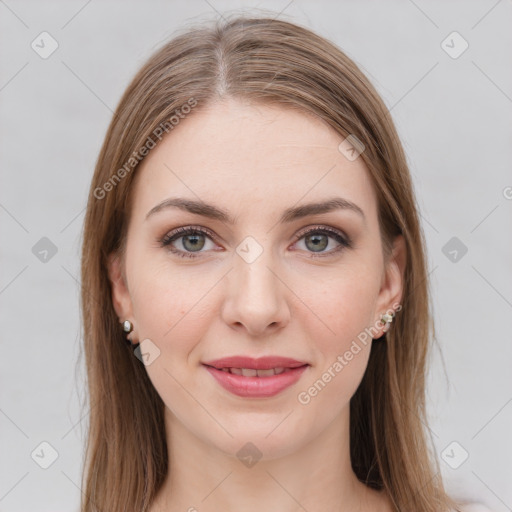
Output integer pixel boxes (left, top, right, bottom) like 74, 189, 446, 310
380, 311, 395, 334
121, 319, 139, 348
123, 320, 133, 334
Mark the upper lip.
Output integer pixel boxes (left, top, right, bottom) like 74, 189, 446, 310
202, 356, 309, 370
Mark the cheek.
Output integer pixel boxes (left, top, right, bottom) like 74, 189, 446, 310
297, 282, 374, 416
127, 259, 213, 405
127, 250, 216, 343
308, 265, 381, 349
299, 264, 380, 401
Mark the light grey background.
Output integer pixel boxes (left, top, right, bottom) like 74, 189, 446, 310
1, 1, 511, 511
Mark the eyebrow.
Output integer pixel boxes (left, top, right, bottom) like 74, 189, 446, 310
145, 196, 365, 224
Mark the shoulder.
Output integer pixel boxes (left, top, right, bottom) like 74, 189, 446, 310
455, 503, 493, 512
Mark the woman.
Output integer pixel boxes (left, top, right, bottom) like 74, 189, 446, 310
79, 15, 485, 512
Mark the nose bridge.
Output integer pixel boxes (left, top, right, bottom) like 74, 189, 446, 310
222, 235, 290, 334
233, 237, 280, 302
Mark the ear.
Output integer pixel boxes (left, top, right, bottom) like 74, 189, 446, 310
375, 234, 407, 322
107, 251, 134, 321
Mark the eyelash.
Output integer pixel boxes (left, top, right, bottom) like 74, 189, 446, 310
159, 225, 352, 259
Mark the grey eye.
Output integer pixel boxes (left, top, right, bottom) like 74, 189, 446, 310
304, 233, 329, 252
180, 233, 206, 252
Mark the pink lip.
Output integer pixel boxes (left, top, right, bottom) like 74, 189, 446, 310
202, 356, 309, 398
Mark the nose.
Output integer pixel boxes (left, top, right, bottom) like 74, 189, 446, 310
220, 247, 291, 337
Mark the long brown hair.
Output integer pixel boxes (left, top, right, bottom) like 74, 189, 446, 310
79, 14, 459, 512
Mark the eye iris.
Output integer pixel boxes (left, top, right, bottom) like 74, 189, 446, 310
182, 234, 205, 252
305, 233, 328, 252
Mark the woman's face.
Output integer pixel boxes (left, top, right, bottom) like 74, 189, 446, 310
109, 97, 405, 460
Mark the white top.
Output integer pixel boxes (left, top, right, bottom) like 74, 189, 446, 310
457, 504, 493, 512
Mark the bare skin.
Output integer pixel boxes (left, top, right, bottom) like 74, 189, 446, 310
109, 97, 405, 512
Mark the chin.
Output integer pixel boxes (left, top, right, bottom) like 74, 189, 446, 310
203, 416, 315, 463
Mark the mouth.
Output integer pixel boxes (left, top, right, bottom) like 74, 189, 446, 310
202, 359, 310, 398
203, 365, 303, 376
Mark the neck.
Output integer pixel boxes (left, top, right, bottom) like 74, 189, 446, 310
150, 406, 390, 512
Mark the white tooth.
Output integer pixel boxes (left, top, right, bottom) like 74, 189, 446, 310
256, 368, 276, 377
230, 367, 243, 375
273, 367, 285, 375
241, 368, 258, 377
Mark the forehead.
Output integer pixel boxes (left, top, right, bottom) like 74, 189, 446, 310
131, 98, 378, 222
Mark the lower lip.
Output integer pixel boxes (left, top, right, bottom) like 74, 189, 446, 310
203, 364, 309, 398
